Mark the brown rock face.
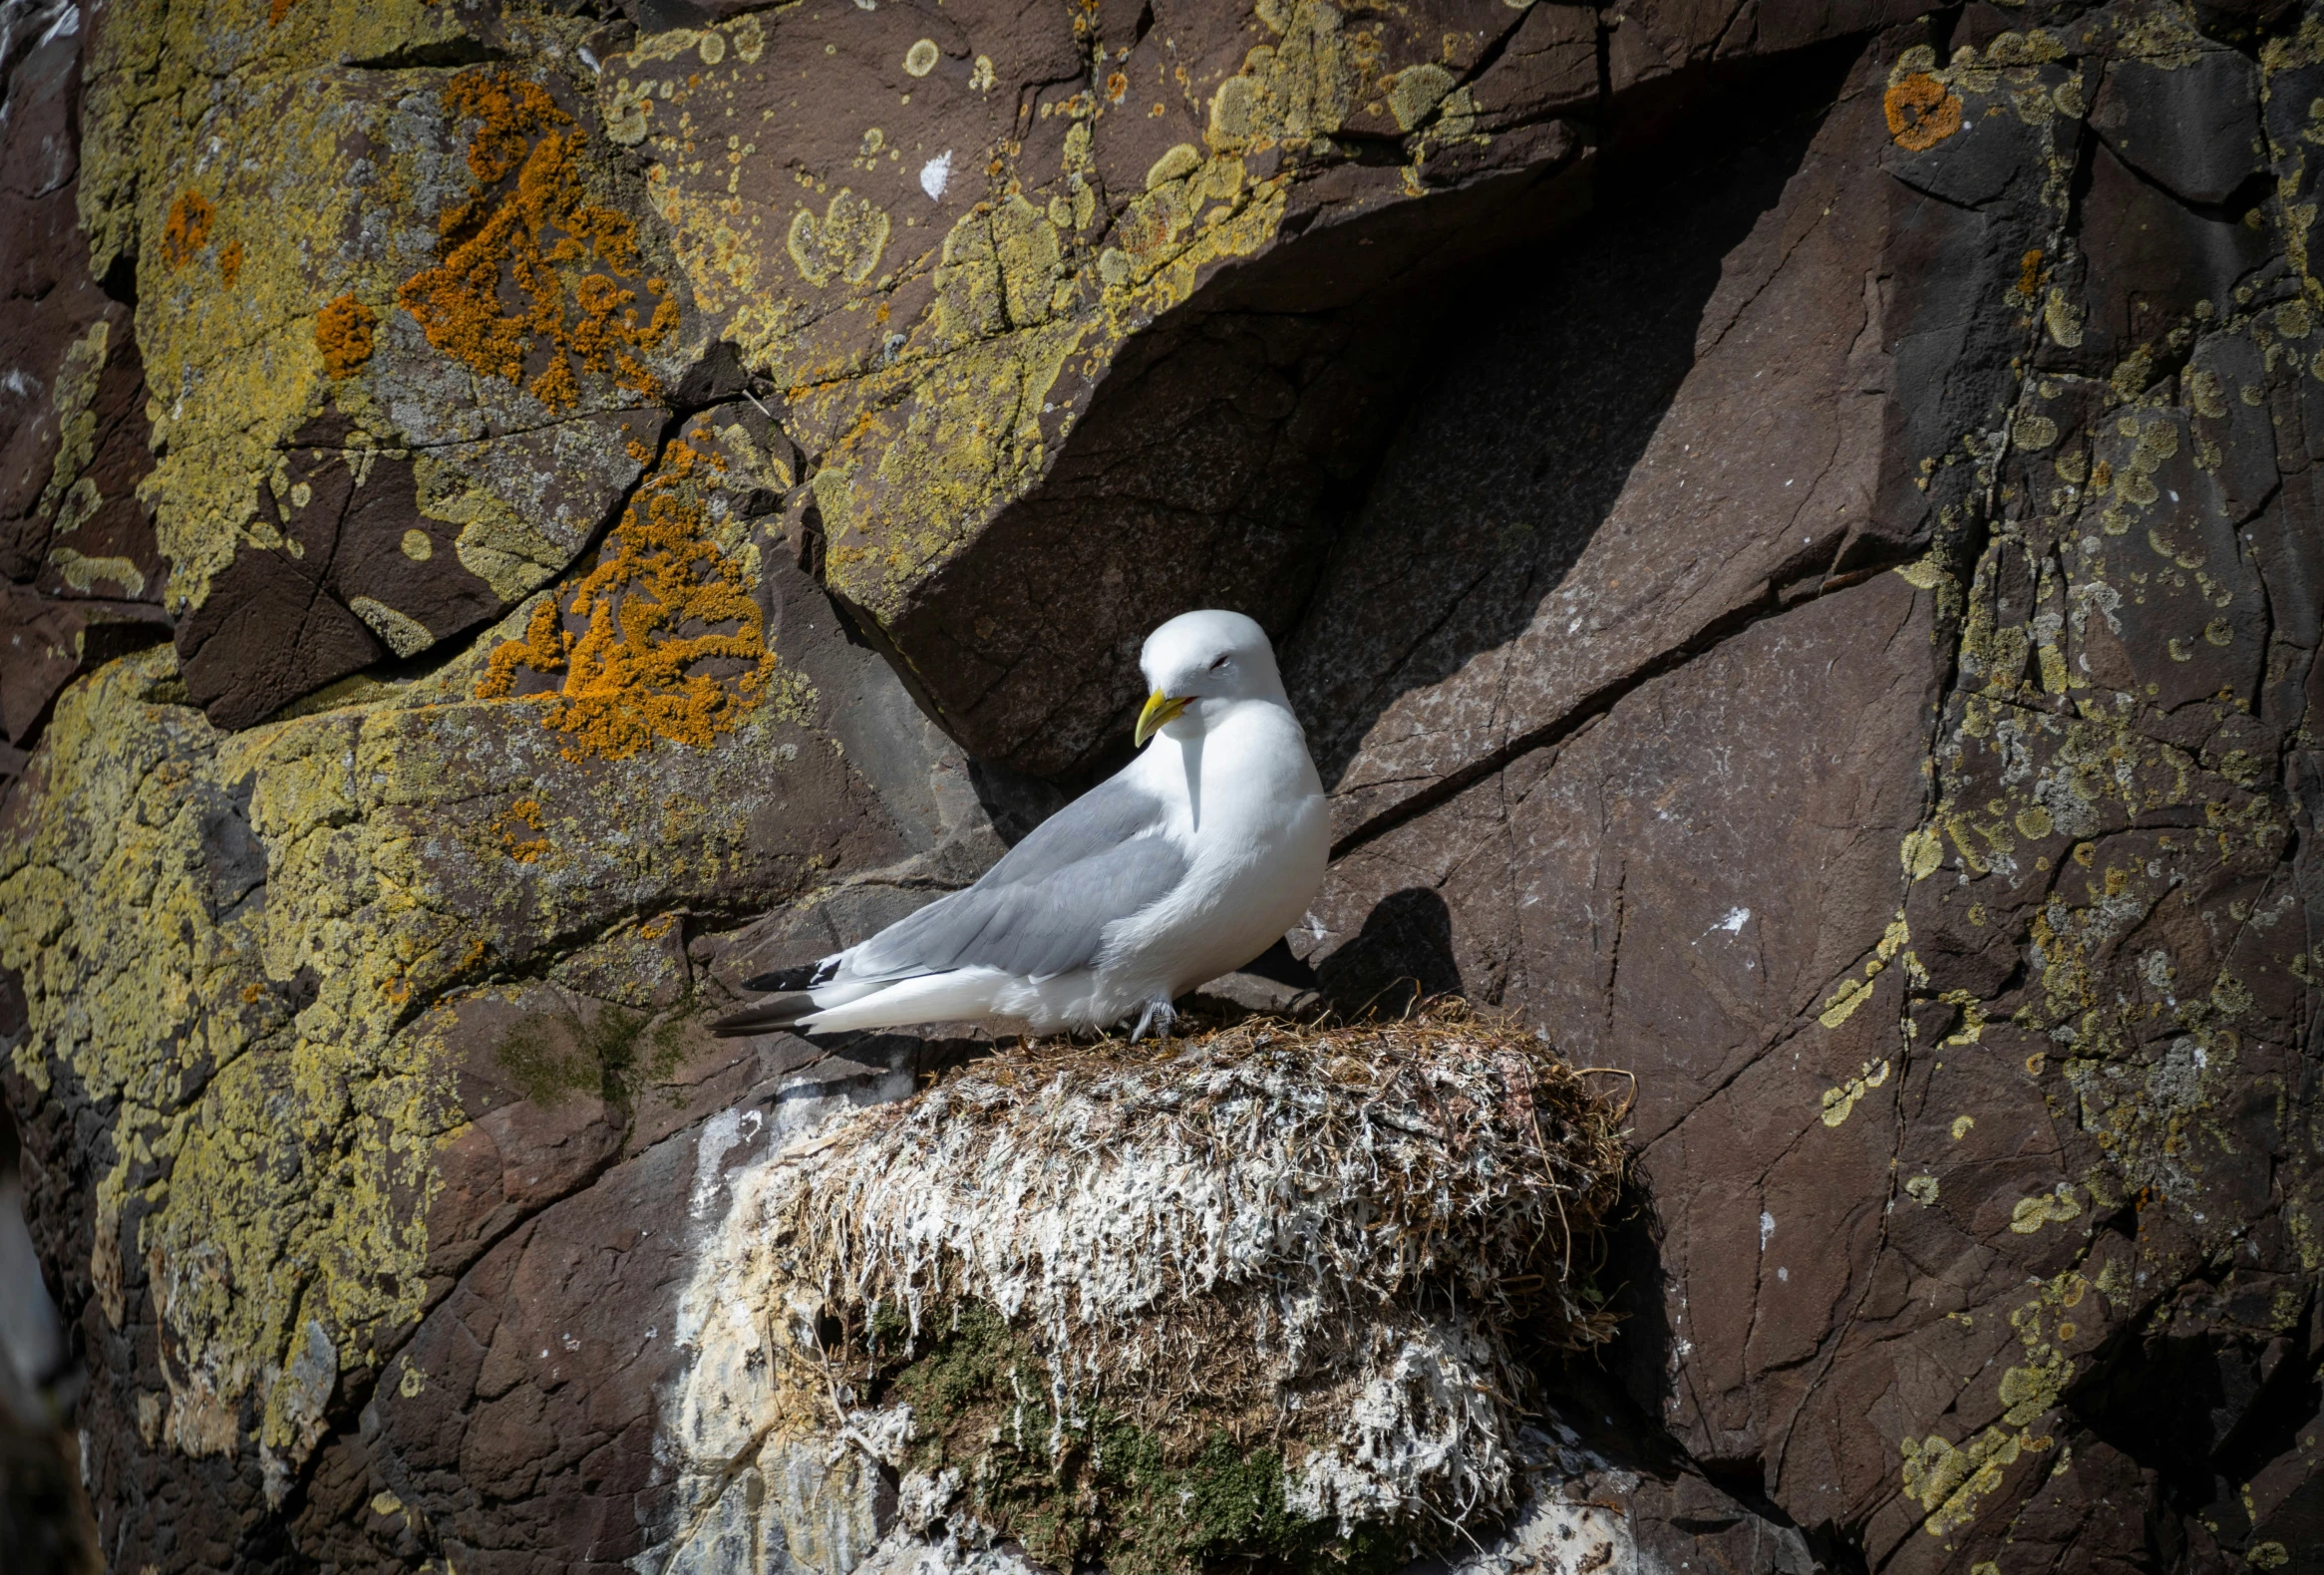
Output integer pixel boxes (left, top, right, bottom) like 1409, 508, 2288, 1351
5, 0, 2324, 1572
0, 1, 169, 775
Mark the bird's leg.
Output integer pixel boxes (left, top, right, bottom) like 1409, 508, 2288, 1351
1130, 997, 1176, 1043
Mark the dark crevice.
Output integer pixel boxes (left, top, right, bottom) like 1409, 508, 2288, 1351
1316, 128, 1412, 166
1593, 3, 1613, 113
1690, 1456, 1871, 1575
668, 338, 753, 413
345, 37, 509, 71
2065, 1269, 2323, 1521
97, 248, 138, 308
1447, 4, 1532, 98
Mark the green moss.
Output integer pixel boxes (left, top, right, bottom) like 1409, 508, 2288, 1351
886, 1299, 1011, 1422
875, 1302, 1405, 1575
494, 996, 692, 1105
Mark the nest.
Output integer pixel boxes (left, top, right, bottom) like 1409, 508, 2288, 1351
680, 1003, 1629, 1572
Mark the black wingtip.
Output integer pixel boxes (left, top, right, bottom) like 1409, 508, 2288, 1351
710, 991, 818, 1038
741, 961, 832, 992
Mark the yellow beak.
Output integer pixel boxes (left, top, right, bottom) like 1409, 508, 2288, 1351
1135, 688, 1189, 748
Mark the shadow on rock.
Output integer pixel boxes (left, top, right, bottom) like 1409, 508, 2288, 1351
1282, 46, 1861, 793
1315, 886, 1464, 1017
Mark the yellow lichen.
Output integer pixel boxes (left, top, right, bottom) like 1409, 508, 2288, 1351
2008, 1185, 2084, 1234
1820, 975, 1876, 1030
1901, 1425, 2049, 1536
786, 189, 890, 287
315, 293, 377, 379
397, 68, 676, 411
1821, 1059, 1891, 1126
0, 651, 464, 1498
626, 0, 1493, 626
1817, 914, 1920, 1032
477, 438, 779, 760
1900, 823, 1945, 878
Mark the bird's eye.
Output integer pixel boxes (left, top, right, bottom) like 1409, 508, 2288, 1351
1207, 654, 1231, 671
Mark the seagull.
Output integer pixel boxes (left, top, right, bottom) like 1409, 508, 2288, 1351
711, 609, 1329, 1040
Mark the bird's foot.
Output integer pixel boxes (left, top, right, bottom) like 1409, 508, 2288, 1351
1130, 998, 1177, 1043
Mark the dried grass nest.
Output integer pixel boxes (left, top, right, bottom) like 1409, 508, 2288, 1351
708, 1002, 1632, 1567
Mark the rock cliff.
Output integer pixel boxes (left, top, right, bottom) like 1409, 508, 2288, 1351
4, 0, 2322, 1570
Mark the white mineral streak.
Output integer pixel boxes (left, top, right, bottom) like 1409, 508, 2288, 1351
641, 1074, 919, 1575
647, 1028, 1617, 1573
852, 1538, 1043, 1575
1441, 1483, 1635, 1575
1428, 1423, 1668, 1575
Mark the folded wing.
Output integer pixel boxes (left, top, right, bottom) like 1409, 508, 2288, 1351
714, 776, 1187, 1035
853, 775, 1187, 981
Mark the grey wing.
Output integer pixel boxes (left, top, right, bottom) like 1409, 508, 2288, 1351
847, 777, 1187, 981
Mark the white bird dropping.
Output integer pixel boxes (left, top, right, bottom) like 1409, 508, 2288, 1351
918, 151, 952, 200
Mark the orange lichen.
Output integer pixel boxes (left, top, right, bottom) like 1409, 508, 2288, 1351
317, 294, 378, 379
477, 441, 773, 761
2015, 248, 2044, 299
395, 68, 677, 411
268, 0, 298, 24
161, 189, 214, 270
1885, 73, 1962, 152
497, 797, 550, 861
217, 239, 243, 287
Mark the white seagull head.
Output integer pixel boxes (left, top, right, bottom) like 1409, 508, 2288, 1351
1135, 608, 1287, 746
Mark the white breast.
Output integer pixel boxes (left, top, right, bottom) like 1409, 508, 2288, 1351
1095, 698, 1329, 1006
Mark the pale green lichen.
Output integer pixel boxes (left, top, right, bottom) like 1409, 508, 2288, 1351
36, 320, 112, 525
80, 0, 684, 630
623, 0, 1497, 634
1819, 1059, 1890, 1125
0, 650, 461, 1500
348, 596, 433, 657
47, 549, 147, 598
1899, 1269, 2096, 1536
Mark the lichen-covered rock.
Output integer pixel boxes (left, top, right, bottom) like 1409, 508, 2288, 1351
76, 0, 712, 727
1, 415, 1011, 1565
613, 0, 1609, 776
1290, 7, 2324, 1569
0, 1, 169, 770
7, 0, 2324, 1570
